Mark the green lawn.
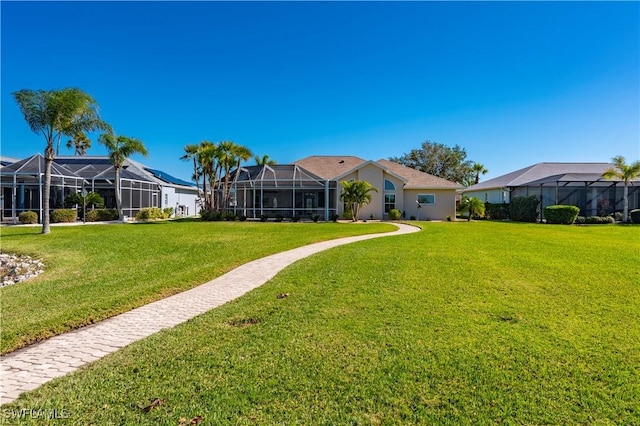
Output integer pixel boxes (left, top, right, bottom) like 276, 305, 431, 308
0, 220, 395, 354
3, 221, 640, 424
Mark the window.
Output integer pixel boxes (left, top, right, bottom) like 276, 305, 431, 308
164, 194, 168, 205
384, 179, 395, 191
384, 193, 396, 213
417, 194, 435, 205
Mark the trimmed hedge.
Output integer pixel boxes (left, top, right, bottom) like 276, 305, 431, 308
575, 216, 615, 225
18, 211, 38, 224
86, 209, 119, 222
135, 207, 170, 221
510, 196, 539, 222
484, 203, 509, 220
544, 205, 580, 225
630, 209, 640, 224
51, 209, 77, 223
388, 209, 402, 220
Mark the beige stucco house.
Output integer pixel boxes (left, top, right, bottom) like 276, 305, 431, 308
229, 155, 461, 221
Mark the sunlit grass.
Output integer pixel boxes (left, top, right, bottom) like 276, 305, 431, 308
5, 221, 639, 424
0, 220, 395, 354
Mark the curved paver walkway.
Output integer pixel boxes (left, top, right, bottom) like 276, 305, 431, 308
0, 223, 419, 405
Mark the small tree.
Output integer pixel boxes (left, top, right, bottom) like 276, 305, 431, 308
601, 156, 640, 223
99, 133, 148, 221
340, 180, 378, 222
458, 196, 485, 221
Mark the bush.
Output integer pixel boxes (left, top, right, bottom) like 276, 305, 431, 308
224, 212, 237, 221
136, 207, 165, 221
18, 211, 38, 224
51, 209, 77, 223
410, 215, 416, 220
575, 216, 615, 225
86, 209, 119, 222
291, 216, 300, 223
510, 196, 539, 222
312, 215, 321, 223
163, 207, 174, 219
485, 202, 510, 220
330, 214, 339, 223
275, 214, 284, 222
260, 214, 269, 222
237, 214, 247, 222
201, 210, 224, 221
342, 209, 352, 220
544, 205, 580, 225
388, 209, 402, 220
629, 209, 640, 224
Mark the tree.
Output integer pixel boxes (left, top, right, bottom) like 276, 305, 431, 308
99, 133, 148, 221
181, 143, 203, 203
458, 195, 485, 221
64, 191, 105, 222
601, 155, 640, 223
472, 163, 488, 185
254, 154, 276, 166
12, 88, 110, 234
390, 141, 475, 184
340, 180, 378, 222
66, 132, 92, 155
218, 141, 253, 211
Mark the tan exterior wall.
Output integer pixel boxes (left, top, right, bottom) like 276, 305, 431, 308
402, 189, 457, 221
356, 164, 384, 220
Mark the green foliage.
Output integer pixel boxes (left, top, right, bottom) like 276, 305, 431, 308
275, 214, 284, 222
86, 209, 119, 222
135, 208, 166, 221
629, 209, 640, 224
163, 207, 174, 218
342, 208, 353, 220
330, 214, 340, 223
237, 214, 247, 222
544, 205, 580, 225
389, 140, 475, 184
388, 208, 402, 220
18, 211, 38, 224
312, 215, 321, 223
458, 196, 485, 221
485, 202, 510, 220
64, 192, 105, 210
510, 196, 539, 222
292, 216, 301, 223
575, 216, 616, 225
51, 209, 77, 223
340, 180, 378, 221
410, 215, 416, 220
260, 214, 269, 222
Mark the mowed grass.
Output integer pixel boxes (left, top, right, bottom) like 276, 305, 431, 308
0, 220, 395, 354
5, 222, 639, 424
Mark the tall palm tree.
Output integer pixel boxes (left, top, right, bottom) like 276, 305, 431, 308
602, 155, 640, 223
254, 154, 276, 166
339, 180, 378, 222
181, 143, 203, 200
458, 195, 485, 221
66, 132, 92, 155
98, 133, 148, 221
12, 88, 110, 234
472, 163, 488, 185
219, 141, 253, 211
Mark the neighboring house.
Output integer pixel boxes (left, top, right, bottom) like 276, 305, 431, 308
462, 162, 640, 217
0, 154, 199, 223
228, 155, 461, 220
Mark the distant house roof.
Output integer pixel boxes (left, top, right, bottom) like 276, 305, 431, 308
293, 155, 460, 189
0, 154, 84, 180
143, 168, 196, 187
465, 162, 636, 191
232, 164, 326, 187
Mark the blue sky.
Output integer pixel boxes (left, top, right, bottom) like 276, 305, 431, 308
2, 1, 639, 182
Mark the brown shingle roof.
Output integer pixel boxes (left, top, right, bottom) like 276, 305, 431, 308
294, 156, 367, 180
376, 159, 462, 189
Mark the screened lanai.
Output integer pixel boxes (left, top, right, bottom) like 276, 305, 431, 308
229, 164, 338, 219
510, 173, 640, 218
0, 155, 161, 223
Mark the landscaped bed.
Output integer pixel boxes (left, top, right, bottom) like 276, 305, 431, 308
3, 221, 638, 423
0, 220, 395, 354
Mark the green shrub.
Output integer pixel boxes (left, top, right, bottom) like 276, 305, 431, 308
388, 209, 402, 220
485, 202, 510, 220
201, 210, 224, 221
544, 205, 580, 225
260, 214, 269, 222
136, 207, 165, 221
51, 209, 77, 223
312, 215, 321, 223
18, 211, 38, 224
275, 214, 284, 222
291, 216, 300, 223
237, 214, 247, 222
342, 209, 352, 220
330, 214, 339, 223
575, 216, 615, 225
224, 212, 237, 221
510, 196, 539, 222
162, 207, 174, 219
629, 209, 640, 224
86, 209, 119, 222
410, 215, 416, 220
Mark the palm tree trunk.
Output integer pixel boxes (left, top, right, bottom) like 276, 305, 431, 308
623, 183, 629, 223
42, 146, 54, 234
115, 167, 123, 221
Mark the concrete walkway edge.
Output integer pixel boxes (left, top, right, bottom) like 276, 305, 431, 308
0, 223, 419, 405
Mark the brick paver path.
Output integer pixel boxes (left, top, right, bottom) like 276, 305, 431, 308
1, 223, 419, 405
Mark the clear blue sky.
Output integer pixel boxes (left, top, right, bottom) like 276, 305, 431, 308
2, 1, 639, 182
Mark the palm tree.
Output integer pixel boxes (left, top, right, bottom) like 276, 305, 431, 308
339, 180, 378, 222
458, 195, 485, 221
602, 156, 640, 223
98, 133, 148, 221
66, 132, 92, 155
181, 143, 203, 200
219, 141, 253, 211
12, 88, 110, 234
254, 154, 276, 166
472, 163, 488, 185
